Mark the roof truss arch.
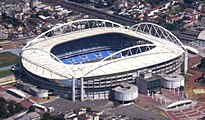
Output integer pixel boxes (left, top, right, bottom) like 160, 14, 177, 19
83, 43, 183, 77
23, 19, 124, 50
131, 22, 185, 50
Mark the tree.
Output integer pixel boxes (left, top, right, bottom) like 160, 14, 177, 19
41, 113, 65, 120
43, 11, 51, 17
107, 0, 114, 6
0, 97, 7, 107
184, 0, 194, 4
1, 12, 7, 21
0, 98, 24, 119
96, 0, 104, 8
0, 108, 8, 119
164, 21, 184, 30
199, 57, 205, 69
15, 103, 24, 113
145, 0, 168, 6
41, 112, 51, 120
156, 15, 166, 24
86, 107, 91, 112
29, 105, 35, 112
70, 0, 90, 3
41, 27, 53, 37
179, 86, 184, 91
8, 100, 17, 114
146, 0, 155, 5
114, 101, 120, 107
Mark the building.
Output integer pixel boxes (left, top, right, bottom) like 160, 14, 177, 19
74, 108, 87, 116
0, 76, 16, 86
114, 0, 128, 10
17, 112, 41, 120
16, 80, 48, 98
136, 71, 161, 95
160, 74, 184, 89
114, 83, 138, 103
29, 0, 40, 8
78, 112, 99, 120
5, 112, 41, 120
0, 46, 3, 50
64, 112, 78, 120
7, 88, 26, 98
20, 19, 188, 101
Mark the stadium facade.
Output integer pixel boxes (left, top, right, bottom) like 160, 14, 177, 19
20, 19, 188, 101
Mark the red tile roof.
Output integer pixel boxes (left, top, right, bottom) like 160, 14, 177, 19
20, 100, 33, 108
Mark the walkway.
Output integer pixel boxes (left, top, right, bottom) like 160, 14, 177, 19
187, 56, 205, 88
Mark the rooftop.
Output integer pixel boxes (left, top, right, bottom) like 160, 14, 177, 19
114, 83, 138, 94
21, 19, 184, 80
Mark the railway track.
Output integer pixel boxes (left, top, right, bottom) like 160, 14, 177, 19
41, 0, 138, 26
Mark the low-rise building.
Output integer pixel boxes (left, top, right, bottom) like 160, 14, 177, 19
136, 71, 161, 95
78, 112, 99, 120
17, 112, 41, 120
74, 108, 87, 116
16, 80, 48, 98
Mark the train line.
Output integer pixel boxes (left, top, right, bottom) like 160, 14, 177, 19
41, 0, 138, 26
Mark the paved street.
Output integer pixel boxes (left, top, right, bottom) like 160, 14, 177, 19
42, 98, 110, 114
106, 104, 170, 120
43, 98, 170, 119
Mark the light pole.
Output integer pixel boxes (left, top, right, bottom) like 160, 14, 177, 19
184, 50, 188, 74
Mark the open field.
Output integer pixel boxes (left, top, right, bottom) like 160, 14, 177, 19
0, 52, 19, 67
0, 70, 13, 78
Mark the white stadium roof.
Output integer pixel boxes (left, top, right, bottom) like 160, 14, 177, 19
184, 45, 199, 54
166, 100, 192, 109
198, 30, 205, 41
21, 19, 185, 80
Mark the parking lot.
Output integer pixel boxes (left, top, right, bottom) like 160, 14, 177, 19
42, 97, 171, 119
42, 98, 110, 114
106, 104, 170, 120
0, 86, 31, 103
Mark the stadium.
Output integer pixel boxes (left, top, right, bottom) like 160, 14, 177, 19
20, 19, 188, 101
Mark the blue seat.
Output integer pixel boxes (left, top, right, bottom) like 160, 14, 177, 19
61, 59, 71, 64
80, 55, 87, 61
108, 50, 114, 55
113, 53, 121, 57
100, 50, 110, 57
87, 53, 97, 60
60, 48, 123, 64
73, 56, 82, 63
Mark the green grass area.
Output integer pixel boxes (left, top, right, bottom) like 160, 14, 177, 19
0, 52, 19, 67
0, 70, 13, 78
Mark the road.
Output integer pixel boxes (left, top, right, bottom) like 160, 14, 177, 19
41, 0, 138, 26
42, 98, 170, 119
106, 104, 170, 120
42, 98, 110, 114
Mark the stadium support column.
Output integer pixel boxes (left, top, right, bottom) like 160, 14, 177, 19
184, 50, 188, 74
72, 78, 75, 102
80, 77, 84, 101
19, 52, 23, 74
